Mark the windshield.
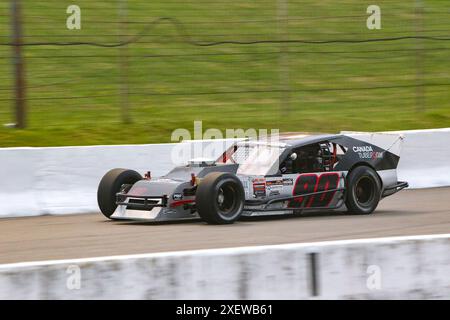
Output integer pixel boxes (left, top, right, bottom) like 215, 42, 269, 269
221, 142, 286, 176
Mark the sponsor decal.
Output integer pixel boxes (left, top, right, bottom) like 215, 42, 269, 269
266, 179, 283, 187
253, 183, 266, 197
266, 179, 283, 196
352, 145, 383, 159
252, 178, 266, 197
172, 193, 183, 200
353, 146, 373, 152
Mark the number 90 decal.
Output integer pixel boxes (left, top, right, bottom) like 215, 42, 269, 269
289, 172, 341, 208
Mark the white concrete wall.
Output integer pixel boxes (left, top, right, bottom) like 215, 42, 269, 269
392, 128, 450, 188
0, 139, 235, 217
0, 234, 449, 299
0, 128, 449, 218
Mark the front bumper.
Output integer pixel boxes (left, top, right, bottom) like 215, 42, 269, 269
116, 192, 168, 211
111, 192, 197, 221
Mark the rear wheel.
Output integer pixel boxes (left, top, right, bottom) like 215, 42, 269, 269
196, 172, 245, 224
345, 166, 381, 214
97, 168, 142, 219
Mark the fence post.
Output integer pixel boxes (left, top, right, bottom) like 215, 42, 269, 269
277, 0, 290, 116
10, 0, 26, 129
118, 0, 131, 124
415, 0, 425, 112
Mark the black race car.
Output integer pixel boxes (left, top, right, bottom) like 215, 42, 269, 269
97, 132, 408, 224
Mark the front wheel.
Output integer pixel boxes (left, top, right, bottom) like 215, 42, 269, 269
97, 168, 142, 219
345, 166, 381, 214
196, 172, 245, 224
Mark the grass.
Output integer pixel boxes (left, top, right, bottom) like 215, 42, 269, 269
0, 0, 449, 147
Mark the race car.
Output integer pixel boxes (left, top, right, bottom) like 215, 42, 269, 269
97, 132, 408, 224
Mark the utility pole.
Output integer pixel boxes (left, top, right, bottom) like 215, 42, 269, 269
11, 0, 26, 128
277, 0, 290, 116
118, 0, 131, 124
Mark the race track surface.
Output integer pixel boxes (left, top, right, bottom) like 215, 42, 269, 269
0, 187, 449, 264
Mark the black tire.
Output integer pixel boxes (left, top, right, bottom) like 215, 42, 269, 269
345, 166, 381, 215
97, 168, 142, 219
196, 172, 245, 224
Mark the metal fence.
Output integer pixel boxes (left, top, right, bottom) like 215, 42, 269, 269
0, 0, 449, 132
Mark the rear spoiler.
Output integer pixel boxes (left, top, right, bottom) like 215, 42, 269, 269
340, 131, 404, 157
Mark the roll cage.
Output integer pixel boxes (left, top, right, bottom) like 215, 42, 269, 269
218, 137, 347, 176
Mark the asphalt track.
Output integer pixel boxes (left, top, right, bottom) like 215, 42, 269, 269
0, 187, 449, 264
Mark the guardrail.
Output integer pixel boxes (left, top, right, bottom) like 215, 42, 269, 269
0, 128, 449, 218
1, 234, 449, 299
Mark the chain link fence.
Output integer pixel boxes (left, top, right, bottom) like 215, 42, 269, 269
0, 0, 449, 145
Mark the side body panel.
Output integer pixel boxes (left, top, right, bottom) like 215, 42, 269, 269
329, 135, 400, 190
241, 171, 346, 216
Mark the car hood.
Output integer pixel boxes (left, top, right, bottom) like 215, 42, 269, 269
127, 178, 183, 197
